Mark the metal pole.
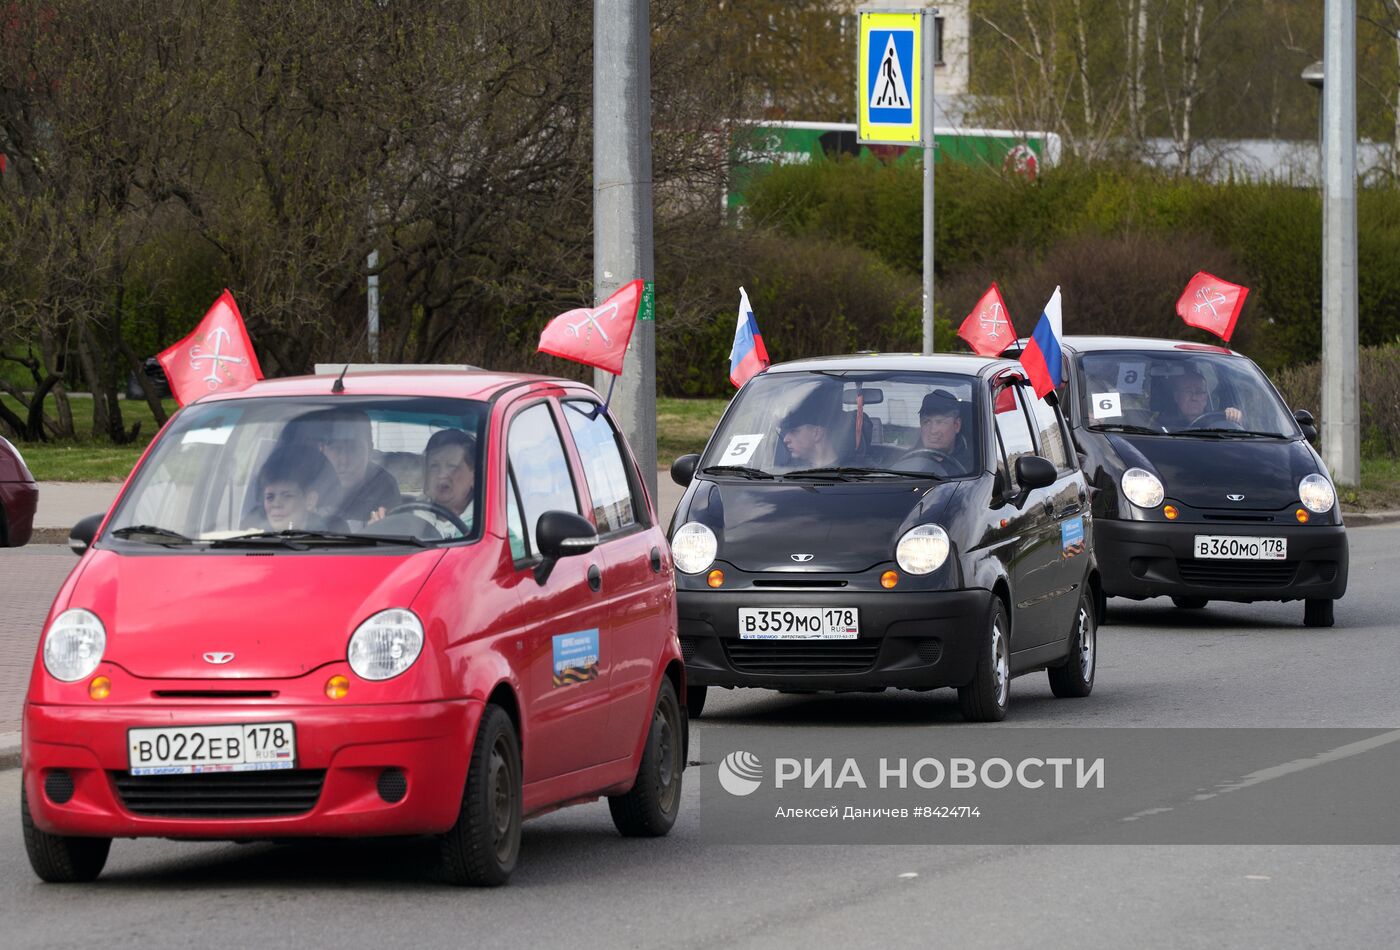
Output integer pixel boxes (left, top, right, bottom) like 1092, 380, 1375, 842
1322, 0, 1359, 487
367, 249, 380, 361
594, 0, 657, 496
921, 8, 936, 354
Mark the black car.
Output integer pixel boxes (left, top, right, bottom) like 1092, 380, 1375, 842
668, 354, 1098, 722
1050, 336, 1347, 627
125, 356, 171, 401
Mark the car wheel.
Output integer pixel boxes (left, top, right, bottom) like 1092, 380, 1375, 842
437, 704, 521, 887
1304, 598, 1335, 628
958, 598, 1010, 722
1048, 592, 1097, 699
21, 786, 110, 883
686, 685, 707, 719
1171, 596, 1209, 609
609, 678, 683, 837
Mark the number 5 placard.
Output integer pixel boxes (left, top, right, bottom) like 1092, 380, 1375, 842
722, 434, 764, 465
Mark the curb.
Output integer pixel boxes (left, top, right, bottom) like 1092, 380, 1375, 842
1345, 510, 1400, 527
1, 733, 19, 771
31, 527, 71, 545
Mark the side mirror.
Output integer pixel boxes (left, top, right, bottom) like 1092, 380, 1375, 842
1294, 408, 1318, 443
671, 453, 700, 487
1014, 455, 1057, 492
533, 510, 599, 584
69, 512, 104, 557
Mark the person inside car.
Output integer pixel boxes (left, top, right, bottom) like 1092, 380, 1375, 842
255, 444, 343, 533
1157, 370, 1243, 429
301, 408, 402, 524
900, 389, 972, 474
779, 391, 842, 468
370, 428, 476, 539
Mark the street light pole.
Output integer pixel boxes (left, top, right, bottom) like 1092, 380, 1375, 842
594, 0, 657, 497
1321, 0, 1360, 487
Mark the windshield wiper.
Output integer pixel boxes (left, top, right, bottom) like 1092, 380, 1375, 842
1175, 427, 1286, 439
1089, 423, 1163, 435
110, 525, 194, 546
211, 529, 431, 549
702, 465, 775, 480
787, 466, 917, 480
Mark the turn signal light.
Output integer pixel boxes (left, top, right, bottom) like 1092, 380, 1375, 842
1163, 505, 1179, 520
1295, 508, 1309, 524
707, 569, 725, 588
880, 570, 899, 589
325, 675, 350, 700
88, 676, 111, 700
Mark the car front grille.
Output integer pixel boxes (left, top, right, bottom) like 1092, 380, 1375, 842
723, 639, 881, 675
1176, 560, 1298, 588
112, 769, 326, 819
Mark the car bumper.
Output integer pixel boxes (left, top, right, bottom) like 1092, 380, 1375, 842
22, 699, 480, 839
1, 479, 38, 547
677, 588, 992, 691
1094, 519, 1348, 602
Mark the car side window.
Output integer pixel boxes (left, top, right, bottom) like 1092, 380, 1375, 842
993, 383, 1037, 491
562, 400, 639, 535
505, 403, 580, 558
506, 470, 529, 560
1027, 392, 1072, 471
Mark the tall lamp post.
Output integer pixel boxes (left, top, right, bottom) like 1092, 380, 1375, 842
1301, 3, 1360, 488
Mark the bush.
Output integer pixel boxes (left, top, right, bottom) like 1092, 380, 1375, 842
1273, 343, 1400, 457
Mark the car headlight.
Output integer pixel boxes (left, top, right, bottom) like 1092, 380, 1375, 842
1121, 467, 1164, 509
43, 608, 107, 682
895, 524, 951, 575
348, 608, 424, 681
1299, 473, 1335, 514
671, 522, 718, 575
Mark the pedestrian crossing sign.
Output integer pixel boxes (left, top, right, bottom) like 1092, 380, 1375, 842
858, 10, 923, 145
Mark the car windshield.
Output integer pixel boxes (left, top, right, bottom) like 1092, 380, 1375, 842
701, 370, 982, 478
105, 395, 488, 548
1076, 350, 1299, 438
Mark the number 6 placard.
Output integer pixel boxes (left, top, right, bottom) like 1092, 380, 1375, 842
1091, 392, 1122, 419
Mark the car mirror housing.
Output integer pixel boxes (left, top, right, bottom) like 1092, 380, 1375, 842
1293, 408, 1318, 443
671, 453, 700, 486
69, 512, 104, 557
533, 510, 599, 584
1014, 455, 1057, 492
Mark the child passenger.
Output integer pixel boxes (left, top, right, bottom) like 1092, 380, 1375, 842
255, 443, 337, 532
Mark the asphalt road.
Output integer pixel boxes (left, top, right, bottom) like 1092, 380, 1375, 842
2, 527, 1398, 948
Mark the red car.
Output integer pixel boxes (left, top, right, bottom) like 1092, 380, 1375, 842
1, 434, 38, 547
22, 370, 685, 885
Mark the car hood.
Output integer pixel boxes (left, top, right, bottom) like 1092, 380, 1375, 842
1110, 433, 1316, 510
68, 548, 447, 679
686, 478, 961, 573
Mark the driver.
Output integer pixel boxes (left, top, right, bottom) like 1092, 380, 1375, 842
372, 429, 476, 538
1158, 371, 1243, 429
904, 389, 971, 473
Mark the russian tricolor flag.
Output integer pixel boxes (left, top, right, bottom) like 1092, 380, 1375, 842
729, 287, 770, 388
1019, 287, 1064, 399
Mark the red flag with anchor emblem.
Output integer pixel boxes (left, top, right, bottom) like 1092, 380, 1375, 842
157, 290, 263, 406
1176, 271, 1249, 343
958, 283, 1017, 356
537, 279, 643, 376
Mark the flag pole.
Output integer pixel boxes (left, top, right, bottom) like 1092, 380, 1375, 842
921, 6, 937, 354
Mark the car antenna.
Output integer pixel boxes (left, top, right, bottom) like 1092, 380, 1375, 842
331, 364, 349, 393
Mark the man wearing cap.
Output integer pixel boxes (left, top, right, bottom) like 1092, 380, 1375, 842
780, 390, 842, 469
902, 389, 971, 474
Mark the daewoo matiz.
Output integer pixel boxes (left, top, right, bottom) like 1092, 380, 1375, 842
23, 370, 685, 885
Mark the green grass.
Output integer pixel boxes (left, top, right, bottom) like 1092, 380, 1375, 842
1341, 456, 1400, 513
3, 394, 175, 482
656, 396, 730, 462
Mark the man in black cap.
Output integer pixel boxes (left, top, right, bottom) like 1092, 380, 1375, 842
779, 388, 842, 468
901, 389, 971, 474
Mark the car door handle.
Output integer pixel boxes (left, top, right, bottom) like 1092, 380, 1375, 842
1056, 506, 1082, 519
587, 564, 602, 592
650, 546, 662, 574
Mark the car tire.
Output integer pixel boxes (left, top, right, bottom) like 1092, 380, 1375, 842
686, 685, 707, 719
1171, 596, 1209, 609
437, 704, 521, 887
1048, 592, 1096, 699
1304, 598, 1335, 628
609, 678, 683, 837
958, 598, 1010, 722
21, 786, 110, 883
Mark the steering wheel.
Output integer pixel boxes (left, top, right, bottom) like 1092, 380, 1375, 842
383, 501, 471, 537
1186, 410, 1242, 430
897, 448, 958, 476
